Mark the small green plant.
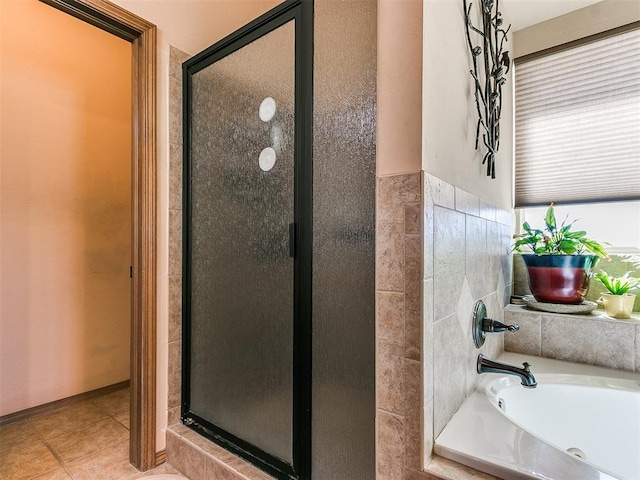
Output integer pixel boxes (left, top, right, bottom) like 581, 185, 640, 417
595, 271, 640, 295
511, 204, 608, 257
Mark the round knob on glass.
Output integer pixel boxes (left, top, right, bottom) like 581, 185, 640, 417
259, 97, 277, 122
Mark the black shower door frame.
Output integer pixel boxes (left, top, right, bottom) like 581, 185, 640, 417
181, 1, 313, 479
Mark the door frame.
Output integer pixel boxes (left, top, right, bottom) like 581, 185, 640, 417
39, 0, 157, 470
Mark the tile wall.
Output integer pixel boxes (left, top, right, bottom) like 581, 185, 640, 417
504, 306, 640, 372
375, 172, 425, 479
375, 172, 512, 480
167, 46, 189, 431
422, 172, 514, 447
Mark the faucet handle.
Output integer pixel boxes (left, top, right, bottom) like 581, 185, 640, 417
482, 318, 519, 333
472, 300, 519, 348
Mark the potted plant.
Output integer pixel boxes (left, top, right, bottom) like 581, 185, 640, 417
512, 204, 608, 304
594, 271, 640, 319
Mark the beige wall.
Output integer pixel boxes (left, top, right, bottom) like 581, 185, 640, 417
110, 0, 283, 56
377, 0, 423, 176
514, 0, 640, 58
422, 0, 514, 211
0, 0, 131, 416
108, 0, 281, 451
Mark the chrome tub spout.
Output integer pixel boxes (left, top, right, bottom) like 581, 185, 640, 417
477, 354, 537, 388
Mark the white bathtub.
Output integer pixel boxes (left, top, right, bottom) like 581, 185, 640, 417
435, 353, 640, 480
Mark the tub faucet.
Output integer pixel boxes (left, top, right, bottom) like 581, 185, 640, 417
477, 354, 537, 388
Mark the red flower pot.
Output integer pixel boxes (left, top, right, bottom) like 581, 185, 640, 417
521, 254, 599, 304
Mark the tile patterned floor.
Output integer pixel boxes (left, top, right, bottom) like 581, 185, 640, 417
0, 388, 188, 480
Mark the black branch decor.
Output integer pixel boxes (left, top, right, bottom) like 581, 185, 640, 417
463, 0, 511, 179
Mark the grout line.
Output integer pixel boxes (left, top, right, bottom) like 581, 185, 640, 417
37, 390, 130, 467
376, 407, 405, 420
377, 288, 408, 294
110, 410, 131, 431
28, 418, 67, 474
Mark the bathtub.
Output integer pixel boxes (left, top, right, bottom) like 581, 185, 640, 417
435, 353, 640, 480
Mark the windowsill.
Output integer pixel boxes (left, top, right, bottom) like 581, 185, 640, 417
505, 304, 640, 324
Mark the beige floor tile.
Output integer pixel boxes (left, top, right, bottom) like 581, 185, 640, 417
29, 401, 109, 440
0, 421, 42, 453
113, 411, 130, 429
0, 439, 60, 480
46, 418, 128, 464
66, 440, 139, 480
32, 468, 73, 479
91, 389, 130, 417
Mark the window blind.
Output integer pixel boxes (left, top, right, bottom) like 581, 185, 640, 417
514, 28, 640, 207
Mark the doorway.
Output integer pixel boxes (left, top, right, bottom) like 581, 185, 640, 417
37, 0, 158, 470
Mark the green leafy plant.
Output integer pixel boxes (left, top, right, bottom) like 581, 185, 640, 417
511, 204, 608, 257
595, 271, 640, 295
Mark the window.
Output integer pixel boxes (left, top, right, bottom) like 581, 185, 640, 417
516, 201, 640, 254
514, 27, 640, 208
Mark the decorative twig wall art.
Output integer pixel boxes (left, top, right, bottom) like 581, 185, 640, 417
463, 0, 511, 179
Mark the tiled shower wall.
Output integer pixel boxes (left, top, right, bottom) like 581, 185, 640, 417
167, 46, 189, 431
422, 173, 514, 446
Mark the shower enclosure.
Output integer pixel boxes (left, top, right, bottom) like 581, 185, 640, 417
182, 1, 376, 478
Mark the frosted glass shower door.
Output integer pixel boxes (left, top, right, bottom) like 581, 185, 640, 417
184, 16, 298, 473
